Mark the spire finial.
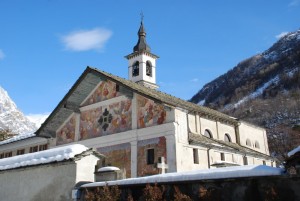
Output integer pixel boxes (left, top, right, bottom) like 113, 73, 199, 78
133, 13, 150, 53
140, 11, 144, 23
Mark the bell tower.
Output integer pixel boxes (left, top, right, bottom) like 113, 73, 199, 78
125, 18, 159, 89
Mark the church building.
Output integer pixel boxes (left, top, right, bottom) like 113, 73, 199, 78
2, 20, 274, 178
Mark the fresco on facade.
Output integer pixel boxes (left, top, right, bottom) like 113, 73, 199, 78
82, 80, 121, 106
137, 137, 167, 177
56, 115, 76, 145
97, 143, 131, 178
80, 100, 132, 140
137, 95, 167, 129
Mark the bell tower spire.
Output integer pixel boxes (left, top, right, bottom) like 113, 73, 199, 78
125, 16, 159, 89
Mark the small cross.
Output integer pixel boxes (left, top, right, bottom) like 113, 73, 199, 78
157, 157, 168, 174
140, 11, 144, 22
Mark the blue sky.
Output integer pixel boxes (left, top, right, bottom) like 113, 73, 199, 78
0, 0, 299, 116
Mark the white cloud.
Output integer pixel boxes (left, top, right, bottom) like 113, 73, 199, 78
275, 32, 288, 39
61, 28, 112, 52
0, 49, 5, 60
289, 0, 300, 6
190, 78, 199, 82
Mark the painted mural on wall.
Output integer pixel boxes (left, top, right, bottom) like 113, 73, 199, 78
137, 137, 167, 177
82, 80, 121, 106
80, 100, 132, 140
137, 95, 167, 129
56, 115, 76, 145
97, 143, 131, 178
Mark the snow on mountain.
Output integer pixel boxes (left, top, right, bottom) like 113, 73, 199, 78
190, 28, 300, 109
190, 29, 300, 159
0, 86, 37, 134
26, 113, 49, 128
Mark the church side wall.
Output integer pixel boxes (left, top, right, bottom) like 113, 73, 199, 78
174, 109, 210, 171
238, 122, 269, 155
0, 162, 77, 201
215, 122, 236, 143
199, 117, 218, 138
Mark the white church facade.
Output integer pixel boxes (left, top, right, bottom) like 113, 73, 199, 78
0, 21, 273, 178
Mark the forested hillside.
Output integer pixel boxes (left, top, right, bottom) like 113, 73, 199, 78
190, 29, 300, 160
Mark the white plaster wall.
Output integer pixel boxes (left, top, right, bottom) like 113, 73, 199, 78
175, 145, 209, 172
199, 117, 217, 138
128, 53, 157, 84
174, 109, 189, 144
0, 162, 77, 201
76, 155, 100, 183
175, 109, 213, 172
0, 154, 99, 201
187, 114, 197, 133
216, 122, 236, 142
238, 122, 269, 155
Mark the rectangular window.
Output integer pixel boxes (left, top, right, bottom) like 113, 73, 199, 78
39, 144, 48, 151
147, 148, 155, 165
263, 160, 266, 165
17, 149, 25, 155
193, 148, 199, 164
243, 156, 248, 165
4, 152, 12, 158
0, 153, 4, 159
220, 153, 225, 161
30, 146, 38, 153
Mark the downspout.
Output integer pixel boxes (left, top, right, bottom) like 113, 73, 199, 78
234, 122, 241, 145
186, 112, 191, 135
207, 147, 211, 169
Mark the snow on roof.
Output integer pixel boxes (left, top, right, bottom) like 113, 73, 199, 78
0, 144, 89, 171
211, 160, 240, 166
97, 166, 120, 172
82, 165, 284, 188
0, 133, 36, 146
288, 146, 300, 157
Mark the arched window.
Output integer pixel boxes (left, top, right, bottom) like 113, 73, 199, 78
224, 133, 231, 142
246, 139, 251, 147
146, 61, 152, 77
204, 129, 212, 138
255, 141, 260, 149
132, 61, 139, 76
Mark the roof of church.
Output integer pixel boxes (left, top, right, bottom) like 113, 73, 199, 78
189, 133, 273, 160
133, 21, 151, 53
36, 66, 238, 137
0, 133, 36, 146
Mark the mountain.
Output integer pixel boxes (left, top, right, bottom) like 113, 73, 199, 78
190, 29, 300, 160
26, 113, 49, 128
0, 86, 37, 135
